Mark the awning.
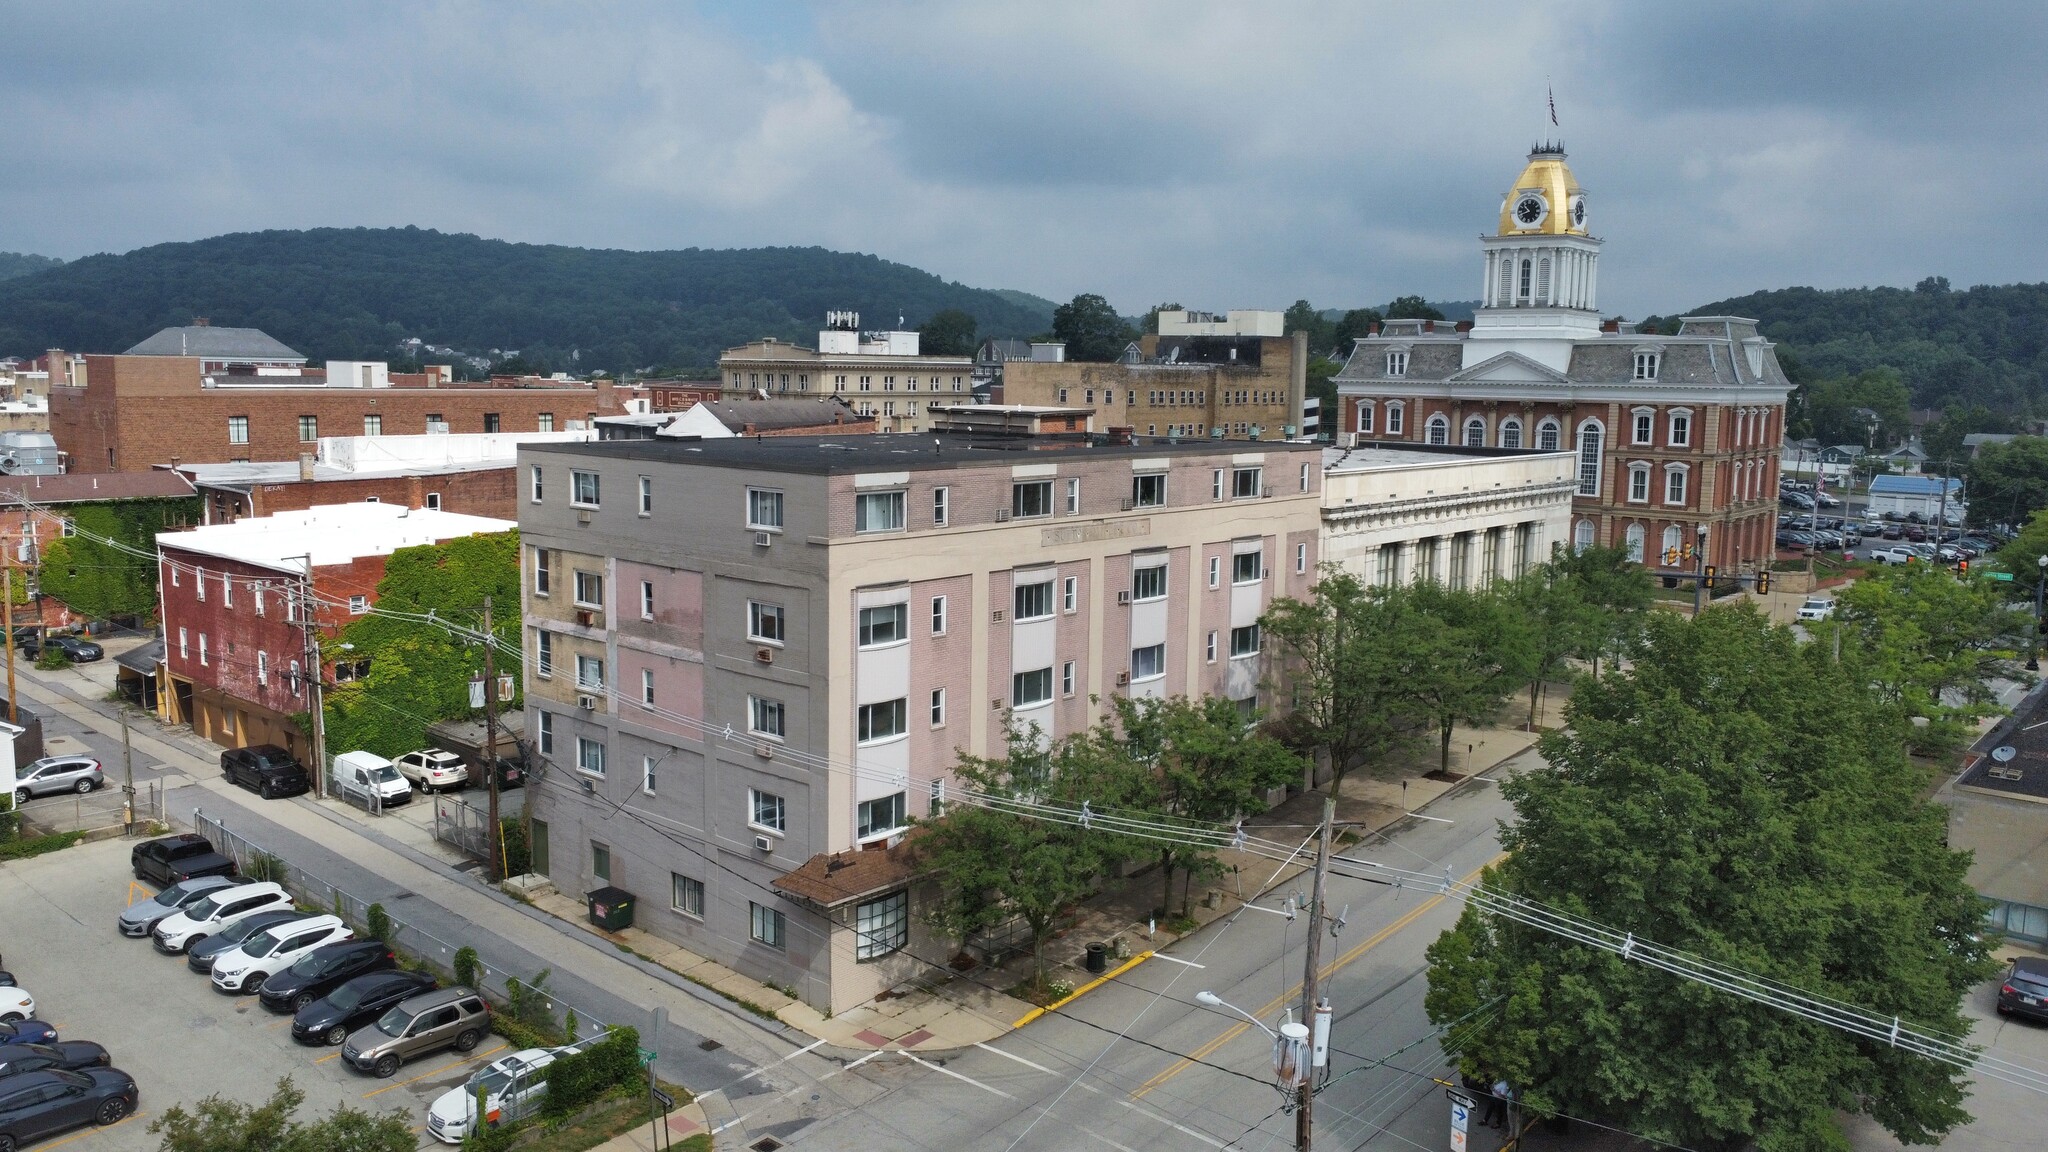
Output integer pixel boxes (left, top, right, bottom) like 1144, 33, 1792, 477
115, 638, 165, 675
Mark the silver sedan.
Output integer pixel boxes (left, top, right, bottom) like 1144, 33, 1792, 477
13, 755, 105, 803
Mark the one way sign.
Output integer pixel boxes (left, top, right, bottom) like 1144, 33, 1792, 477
1448, 1091, 1472, 1151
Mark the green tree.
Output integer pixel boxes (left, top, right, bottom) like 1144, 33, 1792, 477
1139, 302, 1185, 336
1282, 299, 1334, 354
1384, 295, 1445, 322
1966, 435, 2048, 527
1051, 293, 1136, 362
34, 497, 200, 621
1792, 368, 1910, 448
1831, 563, 2022, 753
1402, 582, 1536, 773
1996, 506, 2048, 599
1507, 555, 1604, 727
917, 308, 978, 356
1326, 307, 1383, 356
1553, 544, 1654, 673
1424, 607, 1998, 1152
1261, 571, 1426, 791
151, 1076, 415, 1152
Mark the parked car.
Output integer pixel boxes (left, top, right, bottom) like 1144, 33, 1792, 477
188, 909, 309, 975
220, 745, 312, 800
210, 915, 354, 994
259, 939, 399, 1013
482, 757, 524, 791
1873, 546, 1919, 566
342, 986, 490, 1077
394, 749, 469, 794
1881, 523, 1904, 540
1996, 956, 2048, 1024
11, 756, 104, 804
44, 635, 103, 663
1905, 526, 1928, 542
0, 989, 33, 1024
5, 628, 41, 658
0, 1022, 56, 1048
1796, 599, 1835, 621
152, 881, 296, 954
0, 1043, 111, 1079
427, 1046, 563, 1143
334, 751, 412, 809
131, 833, 236, 887
0, 1068, 137, 1148
1815, 491, 1842, 507
117, 875, 244, 938
293, 970, 439, 1046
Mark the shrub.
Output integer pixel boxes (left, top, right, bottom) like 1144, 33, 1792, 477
34, 646, 66, 670
0, 830, 84, 860
542, 1026, 641, 1118
245, 851, 286, 884
365, 902, 392, 943
562, 1006, 579, 1041
453, 946, 480, 990
504, 968, 558, 1034
499, 817, 530, 876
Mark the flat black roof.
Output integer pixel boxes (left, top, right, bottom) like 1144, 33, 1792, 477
520, 432, 1319, 476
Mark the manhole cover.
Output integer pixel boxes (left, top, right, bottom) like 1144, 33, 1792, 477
697, 1038, 722, 1051
749, 1140, 783, 1152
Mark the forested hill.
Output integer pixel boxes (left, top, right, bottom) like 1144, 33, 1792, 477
1683, 278, 2048, 412
0, 227, 1056, 374
0, 252, 61, 281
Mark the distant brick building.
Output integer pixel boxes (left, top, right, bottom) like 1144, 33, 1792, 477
0, 471, 199, 629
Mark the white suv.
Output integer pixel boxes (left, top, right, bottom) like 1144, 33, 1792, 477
426, 1046, 564, 1143
153, 881, 297, 954
210, 914, 353, 993
395, 749, 469, 793
1795, 599, 1835, 622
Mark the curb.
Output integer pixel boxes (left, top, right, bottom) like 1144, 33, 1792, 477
1013, 950, 1154, 1028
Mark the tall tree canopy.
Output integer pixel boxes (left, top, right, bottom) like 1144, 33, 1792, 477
151, 1076, 414, 1152
917, 307, 978, 356
1050, 293, 1136, 362
1965, 435, 2048, 527
1425, 606, 1997, 1152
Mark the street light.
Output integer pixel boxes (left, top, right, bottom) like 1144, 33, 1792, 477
1195, 990, 1276, 1037
1194, 990, 1314, 1095
2030, 555, 2047, 672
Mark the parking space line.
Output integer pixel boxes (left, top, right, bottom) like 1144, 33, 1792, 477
40, 1111, 145, 1150
316, 1052, 341, 1064
361, 1044, 505, 1098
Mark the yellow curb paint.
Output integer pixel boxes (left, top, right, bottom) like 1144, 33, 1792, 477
1013, 951, 1155, 1028
38, 1111, 143, 1150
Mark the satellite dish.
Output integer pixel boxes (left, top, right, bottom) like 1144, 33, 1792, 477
0, 455, 19, 474
1992, 745, 2018, 763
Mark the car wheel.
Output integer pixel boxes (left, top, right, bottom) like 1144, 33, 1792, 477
10, 789, 23, 805
373, 1054, 400, 1078
0, 1012, 22, 1023
0, 1132, 16, 1152
293, 992, 313, 1010
326, 1024, 349, 1045
76, 778, 94, 794
95, 1098, 126, 1126
454, 1028, 481, 1052
183, 935, 204, 953
244, 973, 266, 993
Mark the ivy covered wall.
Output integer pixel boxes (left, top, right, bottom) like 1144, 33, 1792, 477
35, 497, 202, 621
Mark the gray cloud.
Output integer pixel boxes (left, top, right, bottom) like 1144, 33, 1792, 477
0, 0, 2040, 321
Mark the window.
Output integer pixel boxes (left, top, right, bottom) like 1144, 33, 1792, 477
1426, 415, 1449, 445
425, 491, 441, 511
483, 413, 502, 434
1665, 465, 1688, 505
930, 595, 947, 635
1062, 576, 1077, 613
256, 651, 268, 686
932, 486, 949, 527
1064, 478, 1081, 515
1577, 422, 1604, 497
1519, 258, 1532, 299
425, 412, 447, 433
1662, 524, 1683, 561
570, 470, 600, 508
1356, 402, 1374, 434
1208, 556, 1222, 588
671, 874, 704, 918
195, 566, 205, 601
592, 842, 610, 882
855, 491, 904, 533
1062, 660, 1076, 696
361, 414, 382, 437
858, 793, 907, 840
749, 903, 785, 949
536, 710, 554, 755
640, 580, 654, 620
1386, 350, 1409, 377
641, 667, 655, 706
1386, 403, 1404, 435
1233, 551, 1262, 584
854, 891, 908, 959
1500, 419, 1522, 449
530, 465, 544, 503
576, 654, 605, 691
1295, 542, 1308, 573
749, 789, 786, 833
1628, 464, 1650, 503
227, 415, 249, 444
1464, 417, 1486, 447
858, 603, 908, 647
1574, 520, 1596, 552
535, 630, 552, 678
538, 413, 555, 433
1232, 468, 1263, 498
288, 658, 301, 695
1536, 420, 1560, 451
1133, 564, 1166, 601
348, 594, 368, 615
1633, 351, 1660, 380
577, 737, 606, 777
1012, 667, 1053, 708
1624, 523, 1646, 563
1230, 624, 1261, 658
642, 754, 658, 794
1632, 410, 1654, 445
1669, 411, 1691, 447
1131, 643, 1165, 681
1300, 462, 1311, 492
297, 415, 318, 443
1205, 631, 1218, 662
746, 488, 783, 531
930, 687, 946, 727
1012, 480, 1054, 518
748, 695, 785, 739
573, 570, 603, 608
533, 548, 551, 595
748, 601, 784, 644
638, 476, 652, 516
198, 634, 208, 665
858, 698, 907, 742
1132, 473, 1166, 508
1014, 579, 1054, 620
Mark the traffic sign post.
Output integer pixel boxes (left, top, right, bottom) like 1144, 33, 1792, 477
1448, 1090, 1472, 1151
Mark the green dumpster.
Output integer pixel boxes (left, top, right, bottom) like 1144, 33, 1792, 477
587, 886, 636, 931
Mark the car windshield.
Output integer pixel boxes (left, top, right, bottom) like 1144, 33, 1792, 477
243, 929, 283, 957
159, 880, 202, 904
290, 950, 334, 976
375, 1005, 416, 1038
222, 916, 278, 943
328, 981, 374, 1013
185, 894, 227, 921
372, 766, 402, 783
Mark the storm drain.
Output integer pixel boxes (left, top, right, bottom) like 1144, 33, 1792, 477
749, 1140, 783, 1152
698, 1038, 722, 1051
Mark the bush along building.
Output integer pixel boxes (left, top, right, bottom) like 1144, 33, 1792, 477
516, 421, 1323, 1013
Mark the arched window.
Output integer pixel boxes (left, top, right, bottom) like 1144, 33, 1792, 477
1536, 419, 1561, 452
1661, 524, 1683, 562
1536, 257, 1552, 303
1664, 462, 1690, 505
1497, 256, 1514, 305
1464, 417, 1486, 447
1624, 523, 1646, 563
1573, 520, 1595, 553
1500, 418, 1523, 449
1519, 258, 1533, 300
1426, 414, 1450, 446
1576, 421, 1604, 497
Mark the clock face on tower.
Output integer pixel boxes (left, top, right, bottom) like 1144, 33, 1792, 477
1570, 196, 1587, 228
1513, 194, 1547, 228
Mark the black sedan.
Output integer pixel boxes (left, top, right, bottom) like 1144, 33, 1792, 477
1997, 956, 2048, 1024
0, 1022, 57, 1048
257, 939, 397, 1013
45, 636, 103, 663
292, 970, 439, 1046
0, 1068, 137, 1149
187, 909, 309, 974
0, 1043, 110, 1079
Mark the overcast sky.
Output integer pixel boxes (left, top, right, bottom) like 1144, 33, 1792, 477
3, 1, 2042, 318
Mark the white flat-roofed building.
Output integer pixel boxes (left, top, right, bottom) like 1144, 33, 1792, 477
1320, 442, 1576, 586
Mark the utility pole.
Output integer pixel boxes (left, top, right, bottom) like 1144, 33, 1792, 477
1295, 795, 1336, 1151
2, 560, 15, 725
120, 707, 135, 834
483, 596, 502, 881
292, 555, 326, 799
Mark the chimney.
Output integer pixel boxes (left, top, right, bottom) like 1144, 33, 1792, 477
1455, 320, 1473, 333
1600, 319, 1620, 333
1422, 320, 1435, 333
596, 377, 616, 410
192, 317, 210, 327
741, 422, 758, 436
298, 453, 316, 481
1366, 323, 1380, 336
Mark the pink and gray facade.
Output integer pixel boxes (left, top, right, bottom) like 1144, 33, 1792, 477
517, 431, 1323, 1012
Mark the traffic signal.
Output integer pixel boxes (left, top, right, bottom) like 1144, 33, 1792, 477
1703, 564, 1718, 590
1664, 546, 1679, 566
1756, 570, 1771, 595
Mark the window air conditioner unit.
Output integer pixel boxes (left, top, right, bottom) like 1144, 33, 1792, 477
1120, 498, 1135, 511
577, 694, 596, 710
1116, 590, 1131, 605
990, 609, 1006, 622
1262, 486, 1274, 498
754, 835, 773, 853
754, 647, 774, 664
754, 531, 772, 548
1116, 671, 1130, 686
1262, 568, 1271, 580
575, 609, 598, 627
577, 509, 593, 524
994, 509, 1011, 522
754, 743, 775, 760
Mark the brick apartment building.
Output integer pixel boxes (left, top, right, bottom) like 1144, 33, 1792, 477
156, 503, 515, 755
51, 343, 638, 472
516, 428, 1324, 1012
0, 471, 199, 629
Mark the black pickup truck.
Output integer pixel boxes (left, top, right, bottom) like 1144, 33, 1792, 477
130, 833, 236, 886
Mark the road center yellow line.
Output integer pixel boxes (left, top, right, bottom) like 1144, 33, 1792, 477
360, 1043, 506, 1098
1133, 852, 1503, 1100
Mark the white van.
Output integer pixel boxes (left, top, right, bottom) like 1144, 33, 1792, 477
334, 751, 413, 809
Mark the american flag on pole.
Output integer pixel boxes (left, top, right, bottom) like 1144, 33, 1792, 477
1548, 85, 1558, 127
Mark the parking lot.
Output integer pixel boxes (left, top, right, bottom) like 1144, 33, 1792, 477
0, 837, 511, 1151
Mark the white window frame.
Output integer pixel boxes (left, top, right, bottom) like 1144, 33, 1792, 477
1385, 350, 1409, 377
532, 547, 550, 595
1634, 351, 1661, 381
929, 687, 946, 728
256, 651, 268, 686
932, 486, 949, 527
638, 475, 652, 517
1232, 550, 1263, 585
1205, 630, 1218, 663
1627, 463, 1651, 504
748, 601, 785, 645
1295, 542, 1308, 573
1064, 477, 1081, 515
348, 594, 368, 615
1574, 519, 1596, 552
530, 464, 544, 503
1426, 414, 1449, 445
1631, 408, 1655, 446
855, 490, 905, 533
1229, 624, 1261, 659
930, 595, 947, 636
198, 633, 208, 666
227, 415, 249, 445
536, 710, 553, 755
858, 698, 908, 743
1463, 417, 1486, 447
573, 570, 603, 609
641, 667, 655, 707
748, 789, 786, 834
1132, 473, 1166, 508
640, 580, 654, 620
1061, 576, 1077, 613
1536, 419, 1560, 452
746, 488, 784, 531
1211, 469, 1224, 501
1576, 420, 1604, 498
1011, 667, 1054, 708
642, 755, 658, 796
858, 603, 909, 648
1499, 418, 1522, 449
1232, 467, 1263, 499
1132, 563, 1167, 602
1208, 556, 1221, 588
1356, 402, 1374, 434
1664, 463, 1690, 506
1011, 480, 1055, 519
1061, 660, 1076, 697
749, 902, 786, 949
576, 654, 605, 692
570, 469, 600, 508
1385, 402, 1404, 436
857, 793, 908, 843
1014, 579, 1055, 621
535, 629, 552, 678
748, 695, 786, 740
576, 736, 606, 778
671, 873, 704, 918
1668, 409, 1692, 447
1130, 643, 1166, 682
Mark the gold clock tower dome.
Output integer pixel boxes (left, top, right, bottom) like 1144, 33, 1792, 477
1497, 143, 1589, 237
